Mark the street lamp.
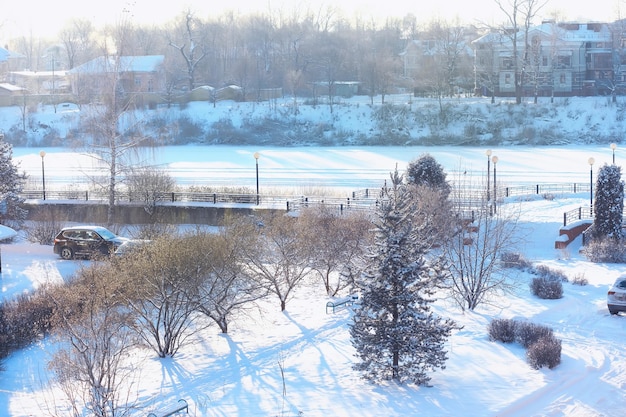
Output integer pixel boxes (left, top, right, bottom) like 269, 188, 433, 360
486, 149, 492, 201
588, 156, 595, 213
253, 152, 260, 205
611, 143, 617, 164
492, 155, 499, 214
39, 150, 46, 200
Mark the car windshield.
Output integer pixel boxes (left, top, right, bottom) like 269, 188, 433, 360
95, 228, 117, 240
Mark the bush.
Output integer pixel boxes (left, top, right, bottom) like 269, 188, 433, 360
583, 237, 626, 263
501, 252, 532, 270
526, 335, 562, 369
571, 273, 588, 286
25, 209, 63, 244
515, 321, 554, 349
0, 289, 56, 359
488, 318, 517, 343
532, 265, 568, 282
487, 319, 562, 370
530, 276, 563, 299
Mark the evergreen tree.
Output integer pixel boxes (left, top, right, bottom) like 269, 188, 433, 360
0, 138, 27, 228
592, 164, 624, 239
406, 153, 451, 197
350, 168, 456, 385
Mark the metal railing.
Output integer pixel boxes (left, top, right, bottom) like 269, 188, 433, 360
562, 206, 593, 227
20, 181, 595, 217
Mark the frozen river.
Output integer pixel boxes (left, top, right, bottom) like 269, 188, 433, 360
13, 144, 621, 193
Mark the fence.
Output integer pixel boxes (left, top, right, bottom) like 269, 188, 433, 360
20, 181, 595, 218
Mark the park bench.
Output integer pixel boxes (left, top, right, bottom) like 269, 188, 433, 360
147, 399, 188, 417
325, 294, 358, 314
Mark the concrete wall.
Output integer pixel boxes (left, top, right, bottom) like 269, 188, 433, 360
24, 202, 283, 226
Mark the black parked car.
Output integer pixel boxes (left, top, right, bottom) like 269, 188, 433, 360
53, 226, 129, 260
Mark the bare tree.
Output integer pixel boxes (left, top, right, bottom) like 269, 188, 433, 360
299, 206, 372, 296
59, 18, 96, 69
119, 236, 209, 357
48, 263, 138, 417
243, 212, 312, 311
494, 0, 548, 104
443, 173, 522, 310
168, 11, 208, 91
126, 167, 175, 216
192, 217, 266, 333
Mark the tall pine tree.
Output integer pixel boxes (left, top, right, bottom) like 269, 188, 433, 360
350, 168, 456, 385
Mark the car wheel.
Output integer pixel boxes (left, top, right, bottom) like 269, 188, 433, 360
60, 246, 74, 260
609, 307, 618, 315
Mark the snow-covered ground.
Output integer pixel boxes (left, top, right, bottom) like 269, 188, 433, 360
1, 96, 626, 416
0, 178, 625, 416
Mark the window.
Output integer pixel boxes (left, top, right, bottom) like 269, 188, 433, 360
557, 55, 571, 68
560, 74, 566, 84
501, 58, 513, 69
505, 73, 512, 85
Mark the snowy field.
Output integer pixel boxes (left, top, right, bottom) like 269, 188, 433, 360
0, 147, 626, 416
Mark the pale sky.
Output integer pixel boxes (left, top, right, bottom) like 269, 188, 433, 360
1, 0, 623, 40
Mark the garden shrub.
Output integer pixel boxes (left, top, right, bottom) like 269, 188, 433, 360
501, 252, 532, 270
571, 273, 588, 286
530, 276, 563, 299
583, 237, 626, 263
488, 319, 562, 370
532, 264, 568, 282
526, 335, 562, 369
488, 318, 517, 343
515, 321, 554, 349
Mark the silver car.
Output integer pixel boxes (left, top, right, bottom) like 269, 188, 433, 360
607, 276, 626, 315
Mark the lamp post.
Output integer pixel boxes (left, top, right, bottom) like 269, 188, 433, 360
611, 143, 617, 164
492, 155, 499, 214
254, 152, 260, 205
486, 149, 492, 202
39, 150, 46, 200
588, 157, 595, 214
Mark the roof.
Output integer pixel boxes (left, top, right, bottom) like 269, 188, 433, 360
0, 47, 26, 62
68, 55, 164, 74
0, 83, 25, 92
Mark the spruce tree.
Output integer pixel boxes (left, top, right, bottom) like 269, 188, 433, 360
592, 164, 624, 239
0, 137, 26, 228
406, 153, 451, 197
350, 168, 456, 385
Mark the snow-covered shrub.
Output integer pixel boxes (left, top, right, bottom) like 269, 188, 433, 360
515, 321, 554, 349
25, 208, 62, 245
583, 236, 626, 263
0, 290, 54, 359
488, 319, 561, 369
532, 265, 568, 282
488, 318, 517, 343
571, 273, 588, 286
526, 335, 562, 369
501, 252, 532, 270
530, 276, 563, 299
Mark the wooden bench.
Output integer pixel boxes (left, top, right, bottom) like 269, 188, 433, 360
147, 399, 188, 417
326, 295, 358, 314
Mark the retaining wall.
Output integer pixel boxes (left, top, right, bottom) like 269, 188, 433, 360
24, 202, 280, 226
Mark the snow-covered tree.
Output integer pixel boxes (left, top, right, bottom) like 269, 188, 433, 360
406, 153, 451, 197
592, 164, 624, 240
350, 168, 457, 385
0, 137, 27, 228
